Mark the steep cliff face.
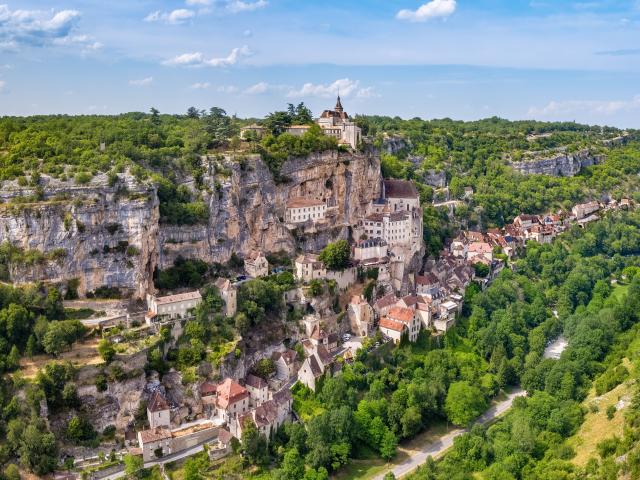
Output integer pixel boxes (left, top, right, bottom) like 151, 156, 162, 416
509, 149, 604, 176
159, 150, 382, 267
0, 173, 159, 298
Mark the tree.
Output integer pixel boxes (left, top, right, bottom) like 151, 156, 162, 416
445, 381, 488, 426
3, 464, 20, 480
19, 421, 58, 475
186, 106, 200, 119
253, 358, 275, 378
319, 240, 351, 271
98, 338, 116, 363
474, 262, 490, 278
278, 448, 305, 480
124, 453, 144, 478
241, 418, 267, 465
380, 429, 398, 461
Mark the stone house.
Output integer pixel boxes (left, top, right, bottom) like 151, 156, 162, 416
347, 295, 374, 337
415, 273, 440, 297
387, 306, 421, 342
295, 253, 327, 282
147, 390, 171, 429
213, 278, 237, 317
373, 293, 399, 318
245, 374, 269, 407
232, 389, 293, 441
240, 124, 265, 139
297, 345, 334, 392
572, 201, 600, 220
145, 290, 201, 325
214, 378, 250, 423
272, 349, 299, 380
138, 427, 172, 462
285, 198, 327, 224
244, 251, 269, 278
310, 325, 338, 352
316, 96, 362, 149
379, 316, 407, 344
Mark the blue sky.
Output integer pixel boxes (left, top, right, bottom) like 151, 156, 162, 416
1, 0, 640, 127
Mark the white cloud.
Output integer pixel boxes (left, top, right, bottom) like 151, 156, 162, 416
144, 9, 195, 24
396, 0, 456, 22
356, 86, 380, 98
528, 95, 640, 117
0, 4, 99, 51
217, 85, 239, 93
190, 82, 211, 89
163, 45, 251, 67
186, 0, 211, 5
288, 78, 361, 98
129, 77, 153, 87
244, 81, 269, 94
227, 1, 268, 13
0, 80, 6, 92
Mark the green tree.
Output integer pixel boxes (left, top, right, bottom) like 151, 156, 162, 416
98, 338, 116, 363
19, 421, 58, 475
445, 381, 488, 426
241, 418, 267, 465
278, 447, 305, 480
380, 429, 398, 461
124, 453, 144, 478
319, 240, 351, 271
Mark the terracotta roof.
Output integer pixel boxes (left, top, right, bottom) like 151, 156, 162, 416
273, 388, 292, 405
286, 197, 325, 208
200, 381, 217, 397
218, 428, 233, 445
384, 179, 419, 199
388, 306, 415, 324
416, 273, 439, 286
216, 378, 249, 409
148, 390, 169, 413
400, 295, 418, 307
245, 374, 267, 389
379, 317, 406, 333
154, 290, 201, 305
214, 278, 232, 290
138, 427, 171, 443
374, 293, 399, 310
288, 124, 312, 129
307, 355, 323, 377
468, 242, 492, 254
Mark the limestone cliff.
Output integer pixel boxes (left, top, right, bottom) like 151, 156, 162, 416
0, 172, 158, 298
159, 149, 382, 267
509, 149, 604, 176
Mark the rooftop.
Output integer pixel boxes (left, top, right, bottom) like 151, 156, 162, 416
245, 373, 267, 390
216, 378, 249, 409
138, 427, 171, 443
147, 390, 169, 413
379, 316, 406, 332
154, 290, 201, 305
286, 197, 325, 208
384, 179, 419, 199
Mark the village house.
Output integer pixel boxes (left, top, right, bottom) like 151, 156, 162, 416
295, 253, 327, 282
145, 290, 201, 325
245, 374, 269, 407
347, 295, 374, 337
297, 344, 335, 391
352, 238, 388, 262
147, 390, 171, 429
240, 124, 266, 140
373, 293, 400, 318
415, 273, 440, 297
387, 305, 421, 342
232, 389, 293, 440
378, 316, 407, 344
286, 125, 312, 136
137, 427, 172, 462
138, 420, 219, 462
513, 214, 540, 229
271, 349, 299, 380
316, 96, 362, 149
467, 241, 493, 265
244, 251, 269, 278
214, 378, 250, 423
213, 278, 237, 317
310, 325, 339, 352
285, 198, 327, 224
572, 201, 600, 220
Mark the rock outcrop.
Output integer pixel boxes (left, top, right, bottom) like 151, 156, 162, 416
0, 172, 158, 298
509, 149, 604, 177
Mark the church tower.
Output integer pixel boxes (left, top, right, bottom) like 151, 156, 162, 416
335, 95, 344, 113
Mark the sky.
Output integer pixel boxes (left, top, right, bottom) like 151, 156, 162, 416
1, 0, 640, 127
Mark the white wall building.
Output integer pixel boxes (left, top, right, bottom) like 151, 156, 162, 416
316, 96, 362, 149
285, 198, 327, 223
295, 253, 327, 282
145, 291, 201, 325
214, 278, 237, 317
245, 251, 269, 278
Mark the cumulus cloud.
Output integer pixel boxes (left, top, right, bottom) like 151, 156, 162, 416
163, 45, 251, 67
227, 1, 268, 13
0, 80, 6, 92
129, 77, 153, 87
0, 4, 99, 51
190, 82, 211, 89
186, 0, 211, 5
144, 9, 195, 24
396, 0, 456, 22
528, 95, 640, 117
244, 81, 269, 94
287, 78, 375, 99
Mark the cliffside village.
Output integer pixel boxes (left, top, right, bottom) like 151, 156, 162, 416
75, 100, 636, 472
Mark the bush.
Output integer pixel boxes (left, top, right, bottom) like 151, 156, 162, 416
606, 405, 616, 420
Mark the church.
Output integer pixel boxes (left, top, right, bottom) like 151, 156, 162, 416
316, 96, 362, 149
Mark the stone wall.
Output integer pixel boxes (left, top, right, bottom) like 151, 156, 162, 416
509, 149, 604, 176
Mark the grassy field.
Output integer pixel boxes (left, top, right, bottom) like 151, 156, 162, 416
611, 283, 630, 302
18, 336, 103, 378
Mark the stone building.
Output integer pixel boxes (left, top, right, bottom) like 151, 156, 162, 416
214, 378, 251, 423
316, 96, 362, 149
347, 295, 374, 337
240, 124, 265, 140
244, 251, 269, 278
271, 349, 299, 380
145, 290, 201, 325
214, 278, 237, 317
245, 374, 269, 407
147, 390, 171, 429
295, 253, 327, 282
285, 198, 327, 223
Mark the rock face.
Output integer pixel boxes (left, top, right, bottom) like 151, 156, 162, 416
159, 150, 382, 267
382, 135, 409, 155
1, 150, 382, 298
509, 149, 604, 177
0, 173, 159, 298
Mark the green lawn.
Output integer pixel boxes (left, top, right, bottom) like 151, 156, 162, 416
611, 283, 630, 302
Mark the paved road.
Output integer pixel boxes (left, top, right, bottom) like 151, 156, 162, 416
372, 388, 526, 480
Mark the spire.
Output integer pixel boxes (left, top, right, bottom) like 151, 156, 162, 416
335, 94, 343, 113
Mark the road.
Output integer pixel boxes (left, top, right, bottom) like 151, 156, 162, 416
372, 388, 526, 480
